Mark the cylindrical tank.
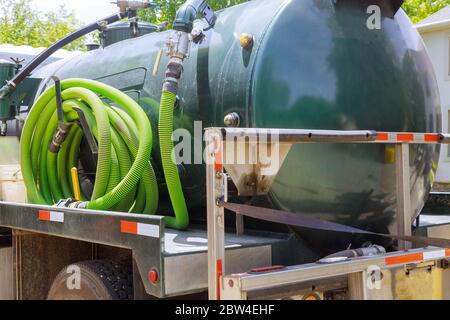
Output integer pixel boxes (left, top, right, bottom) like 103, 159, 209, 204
31, 0, 441, 251
101, 21, 158, 47
0, 59, 17, 135
0, 59, 16, 122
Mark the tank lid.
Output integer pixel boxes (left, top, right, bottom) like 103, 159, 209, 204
107, 20, 158, 30
102, 21, 158, 47
0, 59, 15, 66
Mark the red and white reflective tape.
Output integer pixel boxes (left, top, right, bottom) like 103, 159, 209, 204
213, 137, 223, 172
38, 210, 64, 223
120, 220, 160, 238
216, 259, 223, 301
376, 132, 439, 143
384, 248, 450, 266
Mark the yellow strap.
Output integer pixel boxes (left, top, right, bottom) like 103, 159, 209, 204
71, 167, 81, 201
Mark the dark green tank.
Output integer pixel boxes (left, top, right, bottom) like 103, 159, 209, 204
0, 59, 16, 125
31, 0, 441, 251
101, 21, 158, 47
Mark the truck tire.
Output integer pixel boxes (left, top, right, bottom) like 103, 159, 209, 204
47, 260, 133, 300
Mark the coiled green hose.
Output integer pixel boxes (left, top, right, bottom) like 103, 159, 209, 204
21, 78, 190, 229
21, 78, 159, 215
158, 91, 189, 229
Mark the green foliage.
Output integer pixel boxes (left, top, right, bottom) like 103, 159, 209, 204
139, 0, 450, 26
402, 0, 450, 23
137, 0, 247, 26
0, 0, 448, 51
0, 0, 85, 51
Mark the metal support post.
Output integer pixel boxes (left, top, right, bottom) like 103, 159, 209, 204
348, 271, 368, 300
206, 130, 226, 300
395, 143, 412, 250
236, 214, 244, 236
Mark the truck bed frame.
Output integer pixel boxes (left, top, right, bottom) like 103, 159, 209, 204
1, 127, 450, 300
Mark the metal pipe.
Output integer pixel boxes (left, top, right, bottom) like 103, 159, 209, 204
319, 245, 386, 261
210, 128, 450, 144
117, 0, 154, 14
439, 133, 450, 144
173, 0, 216, 33
217, 128, 378, 143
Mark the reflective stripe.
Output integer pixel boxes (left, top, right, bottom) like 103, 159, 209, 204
120, 220, 160, 238
376, 132, 440, 143
397, 133, 414, 141
217, 259, 223, 301
137, 223, 159, 238
214, 138, 223, 171
385, 249, 450, 266
376, 132, 388, 141
385, 253, 423, 266
424, 134, 439, 142
423, 249, 446, 260
38, 210, 64, 223
120, 220, 138, 234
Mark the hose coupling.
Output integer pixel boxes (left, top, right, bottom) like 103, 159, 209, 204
166, 31, 191, 61
165, 62, 184, 80
162, 62, 184, 93
56, 199, 88, 209
173, 0, 216, 33
49, 122, 72, 153
163, 31, 191, 93
318, 244, 386, 264
75, 202, 88, 209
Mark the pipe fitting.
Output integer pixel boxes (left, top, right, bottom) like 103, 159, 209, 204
0, 81, 15, 99
165, 62, 184, 80
166, 31, 191, 61
224, 112, 240, 127
162, 31, 191, 93
173, 0, 216, 33
319, 244, 386, 263
162, 80, 179, 94
117, 1, 154, 14
239, 33, 254, 50
49, 123, 72, 153
0, 120, 7, 136
61, 200, 87, 209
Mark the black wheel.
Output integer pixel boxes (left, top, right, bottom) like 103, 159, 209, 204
47, 260, 133, 300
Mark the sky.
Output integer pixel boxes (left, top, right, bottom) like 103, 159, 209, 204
30, 0, 119, 24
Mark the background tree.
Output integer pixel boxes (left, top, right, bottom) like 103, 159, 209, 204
137, 0, 247, 26
402, 0, 450, 23
137, 0, 450, 26
0, 0, 84, 51
1, 0, 449, 50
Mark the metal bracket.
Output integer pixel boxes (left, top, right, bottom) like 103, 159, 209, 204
0, 201, 165, 297
395, 143, 412, 250
200, 4, 216, 29
129, 17, 139, 37
73, 107, 99, 164
51, 76, 64, 124
205, 128, 226, 300
205, 127, 450, 300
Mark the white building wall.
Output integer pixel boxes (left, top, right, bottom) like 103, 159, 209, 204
420, 29, 450, 182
